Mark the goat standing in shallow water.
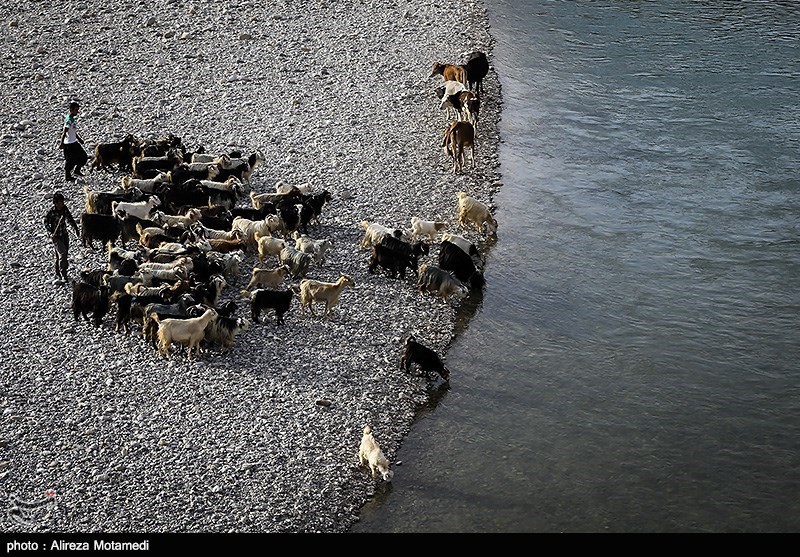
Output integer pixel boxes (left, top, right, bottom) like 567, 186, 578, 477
400, 335, 450, 381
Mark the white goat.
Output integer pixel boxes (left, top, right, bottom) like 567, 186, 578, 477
233, 216, 282, 247
254, 232, 287, 263
153, 237, 211, 253
243, 264, 289, 292
358, 425, 393, 482
205, 252, 242, 280
438, 80, 468, 119
199, 176, 241, 192
120, 173, 170, 193
275, 180, 312, 195
112, 196, 161, 220
138, 266, 189, 286
191, 153, 228, 165
293, 232, 333, 264
359, 221, 402, 249
152, 208, 202, 229
299, 274, 355, 320
417, 264, 468, 300
456, 192, 497, 235
188, 158, 229, 173
154, 308, 217, 360
137, 256, 193, 274
124, 283, 169, 297
410, 217, 447, 242
249, 190, 283, 209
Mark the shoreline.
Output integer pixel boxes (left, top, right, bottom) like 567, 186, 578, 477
0, 0, 502, 532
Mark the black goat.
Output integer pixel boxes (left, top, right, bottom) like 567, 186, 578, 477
83, 185, 145, 215
132, 150, 183, 178
108, 245, 141, 273
190, 274, 227, 307
169, 163, 219, 186
71, 282, 111, 327
91, 134, 140, 173
377, 235, 429, 277
141, 295, 199, 346
118, 214, 161, 245
187, 305, 249, 351
80, 212, 120, 250
399, 335, 450, 381
464, 51, 489, 95
114, 289, 171, 333
215, 151, 264, 183
300, 189, 332, 226
79, 268, 111, 288
246, 288, 293, 325
277, 201, 300, 235
368, 243, 416, 279
230, 205, 274, 221
138, 133, 184, 157
438, 240, 485, 290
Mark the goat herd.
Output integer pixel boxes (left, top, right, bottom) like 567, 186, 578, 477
66, 51, 497, 384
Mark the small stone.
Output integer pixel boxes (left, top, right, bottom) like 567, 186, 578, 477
36, 45, 46, 54
145, 16, 157, 27
0, 461, 9, 469
315, 399, 332, 407
8, 19, 18, 27
163, 30, 175, 39
180, 32, 190, 40
239, 32, 252, 41
158, 438, 168, 446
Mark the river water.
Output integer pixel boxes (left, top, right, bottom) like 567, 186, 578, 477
353, 0, 800, 532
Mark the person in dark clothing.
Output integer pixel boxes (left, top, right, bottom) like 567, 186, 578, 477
59, 101, 88, 182
44, 192, 80, 284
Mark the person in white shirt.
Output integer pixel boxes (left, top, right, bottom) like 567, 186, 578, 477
59, 101, 88, 182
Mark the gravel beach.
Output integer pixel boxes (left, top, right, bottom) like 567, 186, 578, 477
0, 0, 501, 533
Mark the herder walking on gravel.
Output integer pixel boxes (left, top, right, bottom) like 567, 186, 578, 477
59, 101, 88, 182
44, 192, 80, 285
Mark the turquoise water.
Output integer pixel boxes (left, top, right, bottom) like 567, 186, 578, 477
353, 0, 800, 532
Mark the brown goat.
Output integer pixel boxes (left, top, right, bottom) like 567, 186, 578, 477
207, 237, 247, 253
441, 121, 475, 173
430, 61, 467, 86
